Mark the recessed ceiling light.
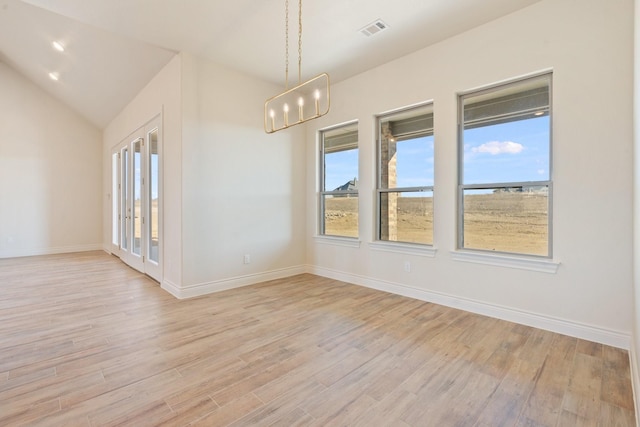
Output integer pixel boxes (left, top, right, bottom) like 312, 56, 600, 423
48, 72, 59, 81
52, 41, 65, 52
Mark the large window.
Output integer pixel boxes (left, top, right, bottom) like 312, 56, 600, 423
458, 73, 552, 257
377, 103, 434, 245
319, 122, 359, 238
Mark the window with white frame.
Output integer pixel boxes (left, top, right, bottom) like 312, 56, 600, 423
377, 103, 434, 245
319, 122, 359, 238
458, 73, 552, 257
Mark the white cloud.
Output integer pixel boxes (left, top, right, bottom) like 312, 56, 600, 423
472, 141, 524, 155
537, 169, 545, 175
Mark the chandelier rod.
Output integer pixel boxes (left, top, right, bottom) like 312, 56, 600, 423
285, 0, 289, 89
297, 0, 302, 85
284, 0, 303, 90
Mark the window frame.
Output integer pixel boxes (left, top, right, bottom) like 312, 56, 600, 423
457, 72, 553, 258
318, 121, 359, 238
375, 102, 435, 246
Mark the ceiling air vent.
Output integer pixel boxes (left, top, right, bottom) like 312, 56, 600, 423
360, 19, 389, 37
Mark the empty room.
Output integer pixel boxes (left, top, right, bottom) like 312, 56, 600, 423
1, 0, 639, 425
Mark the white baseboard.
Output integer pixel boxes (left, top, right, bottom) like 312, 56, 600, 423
307, 265, 631, 350
161, 278, 182, 298
0, 243, 104, 259
161, 265, 307, 299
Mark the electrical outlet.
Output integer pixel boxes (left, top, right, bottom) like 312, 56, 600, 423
243, 254, 251, 264
404, 261, 411, 272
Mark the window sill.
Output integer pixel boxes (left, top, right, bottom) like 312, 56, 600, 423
451, 250, 559, 274
314, 235, 361, 248
369, 241, 437, 258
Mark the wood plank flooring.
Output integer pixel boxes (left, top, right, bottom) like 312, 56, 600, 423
0, 251, 635, 426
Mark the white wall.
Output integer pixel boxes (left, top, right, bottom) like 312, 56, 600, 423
103, 54, 182, 286
103, 53, 307, 296
306, 0, 634, 347
0, 62, 102, 257
177, 53, 307, 295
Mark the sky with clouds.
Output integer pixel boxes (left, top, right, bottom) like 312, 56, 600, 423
463, 116, 549, 185
324, 115, 549, 192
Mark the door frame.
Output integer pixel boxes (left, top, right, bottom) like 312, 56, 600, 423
110, 115, 162, 283
143, 116, 162, 282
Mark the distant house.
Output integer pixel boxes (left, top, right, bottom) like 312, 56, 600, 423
493, 186, 548, 194
334, 178, 358, 192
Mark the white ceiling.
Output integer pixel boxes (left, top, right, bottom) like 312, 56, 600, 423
1, 0, 541, 129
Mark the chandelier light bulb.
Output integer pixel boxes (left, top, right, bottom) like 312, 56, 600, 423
283, 103, 289, 126
298, 97, 304, 121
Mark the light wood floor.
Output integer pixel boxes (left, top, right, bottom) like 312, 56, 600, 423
0, 251, 635, 426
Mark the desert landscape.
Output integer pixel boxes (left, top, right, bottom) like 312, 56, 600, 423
324, 191, 548, 255
131, 199, 160, 260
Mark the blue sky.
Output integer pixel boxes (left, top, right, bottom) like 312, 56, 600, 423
324, 115, 549, 190
325, 149, 359, 190
463, 116, 549, 184
395, 136, 434, 187
324, 136, 435, 191
133, 152, 159, 200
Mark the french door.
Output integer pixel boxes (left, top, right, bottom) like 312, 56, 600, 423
111, 116, 161, 282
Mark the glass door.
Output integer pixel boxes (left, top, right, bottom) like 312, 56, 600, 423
144, 119, 161, 281
132, 138, 143, 258
120, 136, 144, 272
121, 145, 130, 253
111, 151, 120, 254
111, 116, 162, 282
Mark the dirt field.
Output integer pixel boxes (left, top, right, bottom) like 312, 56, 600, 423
324, 192, 548, 255
132, 199, 159, 255
323, 197, 359, 238
463, 192, 548, 255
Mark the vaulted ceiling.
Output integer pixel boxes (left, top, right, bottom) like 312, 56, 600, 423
1, 0, 541, 128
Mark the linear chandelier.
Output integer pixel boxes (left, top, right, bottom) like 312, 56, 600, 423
264, 0, 330, 134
